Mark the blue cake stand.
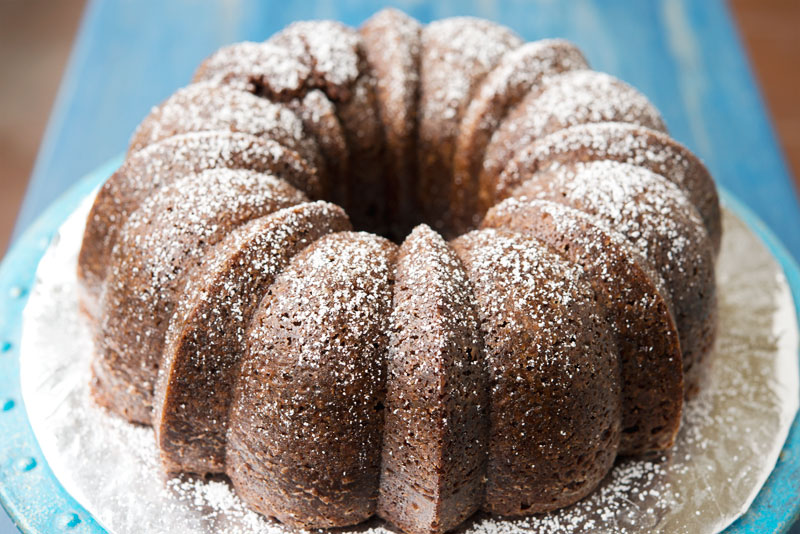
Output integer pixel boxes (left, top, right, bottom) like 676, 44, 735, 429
1, 159, 799, 533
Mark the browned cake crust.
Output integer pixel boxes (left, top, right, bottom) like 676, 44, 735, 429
304, 22, 386, 235
512, 160, 716, 396
226, 232, 396, 528
479, 70, 668, 218
450, 40, 588, 234
482, 198, 683, 454
194, 42, 350, 201
417, 18, 522, 235
337, 73, 387, 234
270, 20, 362, 101
360, 8, 422, 238
268, 21, 388, 235
451, 229, 621, 515
81, 9, 724, 533
288, 89, 350, 203
194, 41, 312, 100
495, 122, 722, 253
154, 202, 351, 475
91, 169, 306, 424
127, 82, 321, 172
77, 131, 319, 322
377, 225, 486, 534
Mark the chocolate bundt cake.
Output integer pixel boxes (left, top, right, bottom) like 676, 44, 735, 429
78, 8, 720, 534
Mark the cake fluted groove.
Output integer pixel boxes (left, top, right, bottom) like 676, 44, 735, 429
91, 169, 307, 423
77, 130, 320, 325
451, 228, 622, 514
200, 22, 389, 237
226, 231, 397, 528
377, 224, 488, 534
512, 160, 716, 396
495, 121, 722, 254
479, 69, 668, 217
128, 82, 322, 175
360, 9, 423, 239
451, 39, 589, 234
482, 198, 684, 453
154, 201, 352, 475
417, 17, 523, 235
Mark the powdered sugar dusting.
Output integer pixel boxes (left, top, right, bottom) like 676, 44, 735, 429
18, 166, 799, 534
224, 232, 396, 526
513, 160, 705, 267
360, 9, 420, 143
271, 20, 362, 101
451, 39, 588, 231
113, 168, 304, 317
481, 70, 666, 194
302, 21, 362, 94
94, 169, 306, 419
379, 225, 486, 531
450, 228, 622, 513
482, 197, 684, 453
194, 42, 311, 99
420, 18, 521, 128
417, 17, 522, 229
521, 70, 666, 138
154, 201, 351, 473
360, 8, 421, 205
80, 130, 319, 296
512, 160, 716, 391
456, 40, 588, 185
129, 82, 318, 167
495, 122, 721, 251
391, 225, 481, 369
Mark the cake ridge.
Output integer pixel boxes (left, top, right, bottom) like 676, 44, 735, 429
226, 231, 396, 528
79, 9, 721, 534
129, 82, 319, 167
91, 168, 306, 423
450, 228, 621, 515
77, 130, 320, 321
360, 9, 422, 238
378, 224, 487, 534
417, 17, 523, 234
495, 121, 722, 253
481, 197, 684, 453
154, 201, 352, 475
478, 69, 668, 221
451, 39, 589, 234
512, 159, 716, 395
194, 41, 311, 100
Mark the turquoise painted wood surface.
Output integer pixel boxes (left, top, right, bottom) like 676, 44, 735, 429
3, 0, 800, 532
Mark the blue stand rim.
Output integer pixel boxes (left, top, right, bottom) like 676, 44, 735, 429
0, 158, 799, 533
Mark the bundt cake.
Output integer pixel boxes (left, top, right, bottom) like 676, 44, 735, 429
77, 8, 720, 534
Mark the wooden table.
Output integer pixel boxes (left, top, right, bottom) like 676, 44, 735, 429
3, 0, 799, 532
